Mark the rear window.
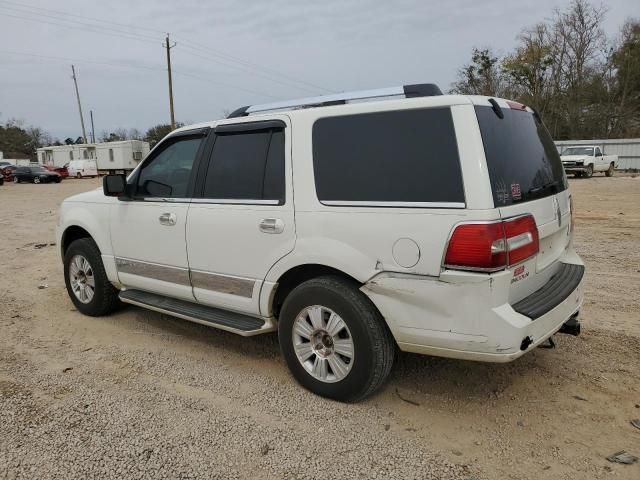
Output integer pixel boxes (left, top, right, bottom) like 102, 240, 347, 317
312, 108, 464, 205
475, 105, 567, 207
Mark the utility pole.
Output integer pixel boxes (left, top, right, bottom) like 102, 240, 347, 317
164, 34, 176, 130
71, 65, 88, 143
90, 110, 96, 143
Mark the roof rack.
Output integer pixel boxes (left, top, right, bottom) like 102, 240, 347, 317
227, 83, 443, 118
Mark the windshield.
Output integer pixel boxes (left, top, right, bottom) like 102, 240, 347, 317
32, 167, 48, 173
562, 147, 594, 156
475, 105, 567, 207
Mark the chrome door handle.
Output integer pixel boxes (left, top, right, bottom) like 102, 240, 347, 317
159, 212, 177, 226
259, 218, 284, 234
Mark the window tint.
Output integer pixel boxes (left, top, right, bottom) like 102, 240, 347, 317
595, 147, 602, 156
475, 106, 567, 206
136, 136, 202, 198
202, 128, 285, 202
312, 108, 464, 204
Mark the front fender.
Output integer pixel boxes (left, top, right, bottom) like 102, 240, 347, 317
57, 202, 112, 258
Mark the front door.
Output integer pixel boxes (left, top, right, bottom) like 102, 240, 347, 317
110, 130, 208, 301
186, 117, 295, 315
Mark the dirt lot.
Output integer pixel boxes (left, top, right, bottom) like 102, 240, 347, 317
1, 176, 639, 479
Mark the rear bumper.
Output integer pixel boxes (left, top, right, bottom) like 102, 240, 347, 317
361, 251, 585, 362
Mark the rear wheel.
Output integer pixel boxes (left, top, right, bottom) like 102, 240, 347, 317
13, 176, 19, 183
76, 172, 82, 179
33, 177, 40, 184
278, 276, 395, 402
605, 163, 614, 177
64, 238, 120, 316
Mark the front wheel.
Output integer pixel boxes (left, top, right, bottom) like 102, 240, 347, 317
605, 163, 614, 177
64, 238, 121, 316
585, 165, 594, 178
13, 176, 19, 184
76, 172, 82, 179
279, 276, 395, 402
33, 177, 40, 184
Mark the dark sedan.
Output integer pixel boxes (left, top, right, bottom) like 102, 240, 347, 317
13, 166, 61, 184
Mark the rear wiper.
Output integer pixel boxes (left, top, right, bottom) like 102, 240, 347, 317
528, 180, 559, 195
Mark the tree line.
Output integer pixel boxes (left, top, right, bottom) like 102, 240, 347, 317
451, 0, 639, 139
0, 119, 182, 159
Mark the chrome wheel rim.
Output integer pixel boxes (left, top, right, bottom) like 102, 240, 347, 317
69, 254, 95, 304
34, 177, 40, 184
292, 305, 354, 383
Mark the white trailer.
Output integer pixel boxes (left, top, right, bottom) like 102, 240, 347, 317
37, 140, 150, 173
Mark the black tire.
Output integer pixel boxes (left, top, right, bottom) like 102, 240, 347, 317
585, 165, 593, 178
33, 177, 40, 184
13, 176, 19, 183
605, 163, 614, 177
63, 238, 120, 316
278, 276, 395, 402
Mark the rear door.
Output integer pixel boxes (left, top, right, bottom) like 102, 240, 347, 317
186, 117, 295, 316
474, 103, 571, 303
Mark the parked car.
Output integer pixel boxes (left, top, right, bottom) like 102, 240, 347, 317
67, 159, 98, 178
560, 145, 618, 178
2, 165, 17, 182
57, 84, 584, 402
44, 164, 69, 178
13, 165, 61, 184
0, 175, 3, 186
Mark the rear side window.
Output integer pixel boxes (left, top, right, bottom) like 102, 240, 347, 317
312, 108, 464, 205
202, 128, 285, 203
475, 106, 567, 207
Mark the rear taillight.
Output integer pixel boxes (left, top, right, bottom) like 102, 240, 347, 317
444, 215, 539, 272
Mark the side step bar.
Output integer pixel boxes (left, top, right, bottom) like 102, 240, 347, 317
119, 289, 275, 336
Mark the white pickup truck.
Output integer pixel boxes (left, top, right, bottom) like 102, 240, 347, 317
560, 146, 618, 178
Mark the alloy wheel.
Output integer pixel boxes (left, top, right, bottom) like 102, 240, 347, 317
292, 305, 354, 383
69, 254, 95, 304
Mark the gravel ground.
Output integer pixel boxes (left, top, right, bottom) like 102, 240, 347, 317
1, 176, 639, 479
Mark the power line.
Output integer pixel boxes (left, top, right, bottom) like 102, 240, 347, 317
0, 0, 166, 35
0, 50, 282, 99
177, 38, 333, 94
0, 1, 333, 94
0, 10, 159, 45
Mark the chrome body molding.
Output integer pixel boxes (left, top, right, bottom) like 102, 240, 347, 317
190, 270, 255, 298
321, 200, 466, 209
115, 257, 191, 286
115, 257, 256, 298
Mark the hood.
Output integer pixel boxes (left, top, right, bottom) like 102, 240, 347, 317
560, 155, 588, 162
63, 188, 111, 204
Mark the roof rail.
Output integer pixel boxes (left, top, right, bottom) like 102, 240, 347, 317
227, 83, 442, 118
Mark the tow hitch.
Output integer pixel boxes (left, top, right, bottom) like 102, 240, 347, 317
558, 314, 581, 337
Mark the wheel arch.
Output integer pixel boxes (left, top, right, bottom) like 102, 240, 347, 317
269, 263, 363, 319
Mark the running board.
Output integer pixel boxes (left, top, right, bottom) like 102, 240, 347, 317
119, 289, 275, 336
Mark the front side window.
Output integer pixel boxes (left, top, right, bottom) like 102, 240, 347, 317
136, 136, 202, 198
202, 128, 285, 203
312, 108, 464, 205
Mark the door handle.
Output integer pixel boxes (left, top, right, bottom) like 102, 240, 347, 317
159, 212, 177, 226
259, 218, 284, 234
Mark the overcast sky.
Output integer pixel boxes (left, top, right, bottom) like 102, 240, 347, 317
0, 0, 637, 140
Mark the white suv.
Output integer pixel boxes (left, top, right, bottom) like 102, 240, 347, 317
57, 84, 584, 402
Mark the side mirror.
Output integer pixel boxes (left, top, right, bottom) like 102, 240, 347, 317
103, 174, 127, 197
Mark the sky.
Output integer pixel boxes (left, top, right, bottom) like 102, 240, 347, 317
0, 0, 637, 141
